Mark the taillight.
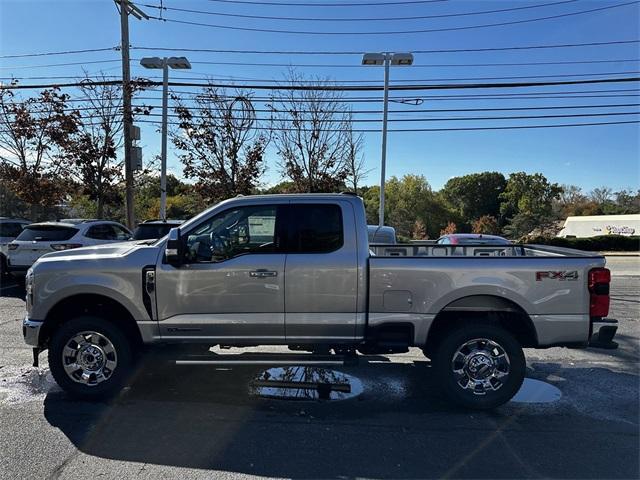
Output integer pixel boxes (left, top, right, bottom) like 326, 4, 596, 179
8, 243, 18, 250
588, 267, 610, 318
50, 243, 83, 251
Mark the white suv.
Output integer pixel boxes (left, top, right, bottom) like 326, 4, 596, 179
0, 217, 31, 276
7, 219, 132, 276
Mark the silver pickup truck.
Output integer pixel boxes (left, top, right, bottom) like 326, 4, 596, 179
22, 193, 617, 409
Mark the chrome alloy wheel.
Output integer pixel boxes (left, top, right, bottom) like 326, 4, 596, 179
61, 331, 118, 386
451, 338, 510, 395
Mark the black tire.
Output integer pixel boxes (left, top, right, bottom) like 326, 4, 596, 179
48, 316, 134, 401
433, 323, 525, 410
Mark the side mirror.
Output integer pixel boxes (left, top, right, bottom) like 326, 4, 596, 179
165, 228, 181, 266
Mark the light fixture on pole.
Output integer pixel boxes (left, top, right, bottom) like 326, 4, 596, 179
140, 56, 191, 221
362, 52, 414, 227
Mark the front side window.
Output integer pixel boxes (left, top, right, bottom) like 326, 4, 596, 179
288, 204, 343, 253
86, 224, 115, 240
110, 225, 132, 241
184, 205, 279, 263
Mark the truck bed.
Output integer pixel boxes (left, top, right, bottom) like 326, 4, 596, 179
367, 243, 606, 347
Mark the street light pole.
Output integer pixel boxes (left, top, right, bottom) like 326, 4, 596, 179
160, 59, 169, 221
362, 52, 414, 228
379, 54, 390, 228
140, 56, 191, 221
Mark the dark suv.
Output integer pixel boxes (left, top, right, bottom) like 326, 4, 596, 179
132, 220, 184, 240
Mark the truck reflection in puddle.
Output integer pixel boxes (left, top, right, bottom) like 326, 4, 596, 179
249, 366, 364, 401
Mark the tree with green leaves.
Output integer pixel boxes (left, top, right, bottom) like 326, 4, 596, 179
500, 172, 562, 239
363, 175, 454, 239
440, 172, 506, 227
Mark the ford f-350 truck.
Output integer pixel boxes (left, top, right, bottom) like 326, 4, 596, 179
22, 194, 617, 409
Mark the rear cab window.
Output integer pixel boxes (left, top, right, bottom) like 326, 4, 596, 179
16, 226, 78, 241
287, 204, 343, 253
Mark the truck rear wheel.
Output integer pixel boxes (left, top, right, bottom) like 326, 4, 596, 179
48, 316, 133, 401
433, 323, 525, 410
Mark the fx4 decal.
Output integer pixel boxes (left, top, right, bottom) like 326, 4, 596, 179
536, 271, 579, 281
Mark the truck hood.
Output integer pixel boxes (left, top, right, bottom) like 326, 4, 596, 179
34, 241, 161, 267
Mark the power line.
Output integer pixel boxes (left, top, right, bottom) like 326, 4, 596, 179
2, 76, 639, 91
129, 39, 640, 56
172, 87, 640, 99
2, 119, 637, 134
47, 106, 640, 121
0, 60, 122, 70
3, 39, 638, 61
116, 110, 640, 123
16, 89, 640, 105
141, 0, 579, 22
204, 0, 447, 6
149, 1, 639, 35
141, 103, 640, 114
4, 58, 640, 71
133, 118, 640, 132
183, 58, 640, 69
140, 70, 640, 83
0, 47, 117, 60
7, 71, 639, 84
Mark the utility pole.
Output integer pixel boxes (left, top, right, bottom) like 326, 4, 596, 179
119, 0, 134, 229
116, 0, 148, 229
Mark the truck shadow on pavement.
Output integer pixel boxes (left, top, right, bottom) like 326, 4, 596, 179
42, 359, 639, 479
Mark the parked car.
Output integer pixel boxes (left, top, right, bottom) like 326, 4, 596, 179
436, 233, 511, 245
367, 225, 397, 244
7, 219, 131, 276
133, 219, 184, 240
0, 217, 31, 276
22, 194, 616, 409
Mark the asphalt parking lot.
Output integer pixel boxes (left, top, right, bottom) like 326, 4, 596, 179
0, 257, 638, 480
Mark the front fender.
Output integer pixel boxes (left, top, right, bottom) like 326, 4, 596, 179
33, 272, 148, 322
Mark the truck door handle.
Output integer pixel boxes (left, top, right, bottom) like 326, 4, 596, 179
250, 269, 278, 278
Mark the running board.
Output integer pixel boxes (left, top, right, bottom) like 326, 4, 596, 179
174, 353, 357, 366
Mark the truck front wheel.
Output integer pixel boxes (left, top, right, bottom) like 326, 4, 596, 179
433, 323, 525, 409
48, 316, 133, 400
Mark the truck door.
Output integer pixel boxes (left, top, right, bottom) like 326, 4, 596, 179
284, 201, 360, 342
155, 203, 287, 342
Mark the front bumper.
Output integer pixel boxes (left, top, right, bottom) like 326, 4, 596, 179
23, 316, 43, 347
589, 318, 618, 349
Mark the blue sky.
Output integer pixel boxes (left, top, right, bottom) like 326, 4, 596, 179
1, 0, 639, 193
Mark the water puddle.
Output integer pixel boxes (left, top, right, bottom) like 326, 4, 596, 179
510, 378, 562, 404
0, 366, 60, 404
249, 366, 363, 401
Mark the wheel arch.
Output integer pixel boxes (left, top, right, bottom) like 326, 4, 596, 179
424, 294, 538, 357
40, 293, 143, 349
